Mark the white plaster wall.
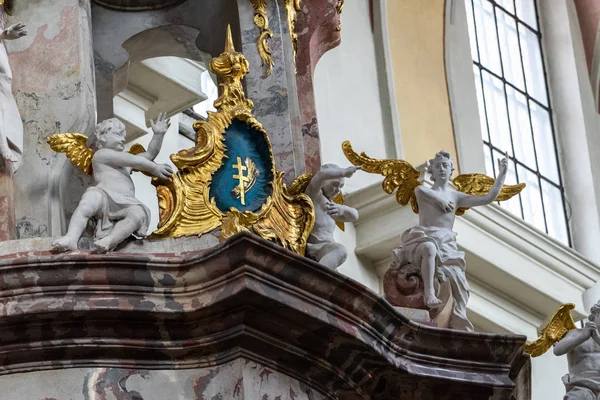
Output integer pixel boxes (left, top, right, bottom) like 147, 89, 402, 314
313, 0, 391, 287
313, 0, 390, 194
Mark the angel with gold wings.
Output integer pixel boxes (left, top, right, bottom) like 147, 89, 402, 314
525, 301, 600, 399
47, 114, 173, 253
343, 141, 525, 331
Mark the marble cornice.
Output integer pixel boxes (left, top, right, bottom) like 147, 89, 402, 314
0, 232, 525, 399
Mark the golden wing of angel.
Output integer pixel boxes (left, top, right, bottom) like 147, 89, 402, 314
342, 141, 525, 215
524, 303, 577, 357
288, 172, 346, 231
342, 141, 421, 211
47, 133, 147, 175
453, 173, 526, 216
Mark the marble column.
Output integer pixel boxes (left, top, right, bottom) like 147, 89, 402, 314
6, 0, 96, 239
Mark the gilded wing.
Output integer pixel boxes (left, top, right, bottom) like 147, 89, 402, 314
287, 173, 345, 231
524, 303, 577, 357
342, 140, 421, 208
453, 173, 526, 216
47, 133, 94, 175
287, 173, 313, 196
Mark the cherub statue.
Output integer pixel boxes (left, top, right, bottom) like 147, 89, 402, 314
0, 14, 27, 167
343, 141, 524, 331
287, 164, 361, 269
526, 301, 600, 399
47, 114, 173, 253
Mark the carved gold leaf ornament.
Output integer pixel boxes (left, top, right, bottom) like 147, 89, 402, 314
336, 0, 344, 31
1, 0, 13, 16
250, 0, 274, 77
342, 140, 526, 215
285, 0, 302, 71
152, 25, 315, 255
524, 303, 577, 357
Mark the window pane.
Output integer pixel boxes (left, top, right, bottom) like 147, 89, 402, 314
481, 71, 512, 153
484, 144, 495, 177
517, 165, 546, 233
519, 23, 548, 104
530, 101, 560, 183
541, 180, 569, 244
506, 87, 535, 168
497, 0, 515, 14
493, 149, 523, 218
515, 0, 538, 29
496, 8, 525, 90
466, 0, 479, 63
473, 0, 502, 75
473, 66, 489, 141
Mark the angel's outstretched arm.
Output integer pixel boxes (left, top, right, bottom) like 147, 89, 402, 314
457, 155, 508, 208
137, 113, 170, 161
554, 327, 592, 356
95, 149, 172, 179
306, 166, 360, 198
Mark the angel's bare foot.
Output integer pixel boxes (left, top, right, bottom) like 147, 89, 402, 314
424, 293, 443, 308
93, 238, 113, 254
51, 236, 78, 253
0, 148, 17, 163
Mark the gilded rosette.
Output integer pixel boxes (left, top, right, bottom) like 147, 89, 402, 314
250, 0, 274, 77
152, 26, 314, 255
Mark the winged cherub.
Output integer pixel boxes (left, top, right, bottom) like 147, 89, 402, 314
343, 141, 524, 331
47, 114, 173, 253
525, 301, 600, 399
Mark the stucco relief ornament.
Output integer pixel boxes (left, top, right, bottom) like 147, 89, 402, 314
525, 302, 600, 399
343, 142, 525, 330
0, 0, 26, 169
286, 164, 361, 269
47, 114, 173, 253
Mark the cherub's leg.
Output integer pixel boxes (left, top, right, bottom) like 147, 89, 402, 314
93, 206, 146, 253
52, 190, 103, 252
416, 242, 442, 308
318, 243, 348, 270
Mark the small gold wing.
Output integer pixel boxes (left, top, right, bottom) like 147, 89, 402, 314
287, 173, 345, 231
342, 140, 421, 208
453, 173, 526, 216
47, 133, 94, 175
524, 303, 577, 357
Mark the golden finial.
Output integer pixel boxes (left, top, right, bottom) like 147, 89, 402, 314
224, 24, 235, 53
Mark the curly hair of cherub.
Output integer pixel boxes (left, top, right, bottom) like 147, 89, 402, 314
590, 300, 600, 320
89, 118, 126, 149
427, 151, 455, 182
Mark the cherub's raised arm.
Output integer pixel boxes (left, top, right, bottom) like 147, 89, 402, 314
457, 155, 507, 209
137, 113, 170, 161
306, 165, 361, 197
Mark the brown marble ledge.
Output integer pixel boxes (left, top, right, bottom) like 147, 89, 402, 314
0, 231, 528, 399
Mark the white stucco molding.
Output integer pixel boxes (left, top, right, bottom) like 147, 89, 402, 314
345, 178, 600, 325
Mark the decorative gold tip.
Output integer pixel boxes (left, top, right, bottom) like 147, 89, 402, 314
225, 24, 235, 53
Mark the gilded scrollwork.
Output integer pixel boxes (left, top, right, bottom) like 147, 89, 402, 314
336, 0, 344, 31
250, 0, 274, 77
285, 0, 302, 71
152, 25, 314, 255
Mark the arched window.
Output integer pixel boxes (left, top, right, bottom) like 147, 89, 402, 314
465, 0, 570, 245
